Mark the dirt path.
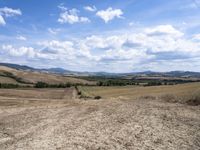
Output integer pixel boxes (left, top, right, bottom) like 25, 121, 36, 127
0, 96, 199, 150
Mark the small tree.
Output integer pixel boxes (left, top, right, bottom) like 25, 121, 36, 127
35, 82, 49, 88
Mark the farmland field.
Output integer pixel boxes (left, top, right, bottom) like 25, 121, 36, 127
78, 82, 200, 99
0, 83, 199, 149
0, 76, 20, 84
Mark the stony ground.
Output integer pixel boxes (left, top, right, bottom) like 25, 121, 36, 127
0, 88, 199, 150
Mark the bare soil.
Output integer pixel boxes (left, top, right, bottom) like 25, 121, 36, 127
0, 87, 199, 150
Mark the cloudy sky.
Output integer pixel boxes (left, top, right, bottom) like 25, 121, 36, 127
0, 0, 200, 72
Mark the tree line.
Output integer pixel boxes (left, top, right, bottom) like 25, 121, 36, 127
0, 83, 20, 88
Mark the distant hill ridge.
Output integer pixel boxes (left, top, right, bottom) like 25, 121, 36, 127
0, 62, 200, 78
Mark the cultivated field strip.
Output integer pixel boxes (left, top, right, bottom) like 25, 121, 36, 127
78, 82, 200, 99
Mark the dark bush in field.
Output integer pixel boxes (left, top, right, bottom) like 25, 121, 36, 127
35, 82, 71, 88
145, 81, 162, 86
94, 96, 101, 100
139, 95, 156, 100
35, 82, 49, 88
97, 80, 135, 86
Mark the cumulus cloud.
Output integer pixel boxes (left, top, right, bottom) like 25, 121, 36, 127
96, 7, 123, 23
84, 6, 97, 12
1, 24, 200, 72
145, 25, 184, 37
2, 45, 35, 58
0, 7, 22, 26
16, 35, 27, 41
0, 7, 21, 17
193, 34, 200, 40
38, 40, 74, 54
58, 8, 90, 24
0, 15, 6, 25
78, 24, 200, 71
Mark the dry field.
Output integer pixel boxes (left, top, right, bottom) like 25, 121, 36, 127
78, 82, 200, 99
0, 77, 20, 84
0, 83, 199, 149
0, 66, 95, 85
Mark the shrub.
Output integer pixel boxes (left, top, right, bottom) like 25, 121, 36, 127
160, 92, 200, 106
185, 92, 200, 106
145, 81, 162, 86
35, 82, 48, 88
160, 94, 177, 103
139, 95, 156, 100
0, 83, 19, 88
77, 91, 82, 95
94, 96, 101, 100
35, 82, 72, 88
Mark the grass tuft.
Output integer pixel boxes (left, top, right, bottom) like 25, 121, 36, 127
160, 91, 200, 106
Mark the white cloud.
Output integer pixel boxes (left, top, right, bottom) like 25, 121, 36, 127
180, 0, 200, 10
129, 22, 134, 26
96, 7, 123, 23
57, 3, 67, 11
79, 17, 90, 23
38, 40, 94, 61
58, 8, 90, 24
0, 15, 6, 25
80, 25, 200, 63
193, 34, 200, 40
145, 25, 183, 37
47, 28, 60, 35
2, 45, 35, 58
16, 35, 27, 41
38, 40, 74, 54
84, 6, 97, 12
0, 7, 22, 26
1, 24, 200, 72
0, 7, 22, 17
129, 21, 141, 27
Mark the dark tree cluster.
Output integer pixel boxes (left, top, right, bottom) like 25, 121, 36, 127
35, 82, 72, 88
144, 81, 162, 86
97, 80, 136, 86
0, 83, 19, 88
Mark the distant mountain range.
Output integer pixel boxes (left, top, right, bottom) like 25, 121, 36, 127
0, 62, 200, 78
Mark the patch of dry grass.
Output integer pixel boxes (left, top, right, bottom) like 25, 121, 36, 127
161, 91, 200, 106
78, 82, 200, 99
0, 88, 73, 100
0, 66, 95, 85
0, 76, 20, 84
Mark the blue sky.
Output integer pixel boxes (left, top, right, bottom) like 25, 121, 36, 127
0, 0, 200, 72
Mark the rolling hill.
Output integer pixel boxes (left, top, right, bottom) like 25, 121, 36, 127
0, 65, 96, 86
1, 62, 200, 78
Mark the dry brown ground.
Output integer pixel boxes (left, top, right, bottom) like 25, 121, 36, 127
0, 77, 20, 84
0, 85, 199, 150
0, 66, 95, 85
79, 82, 200, 99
